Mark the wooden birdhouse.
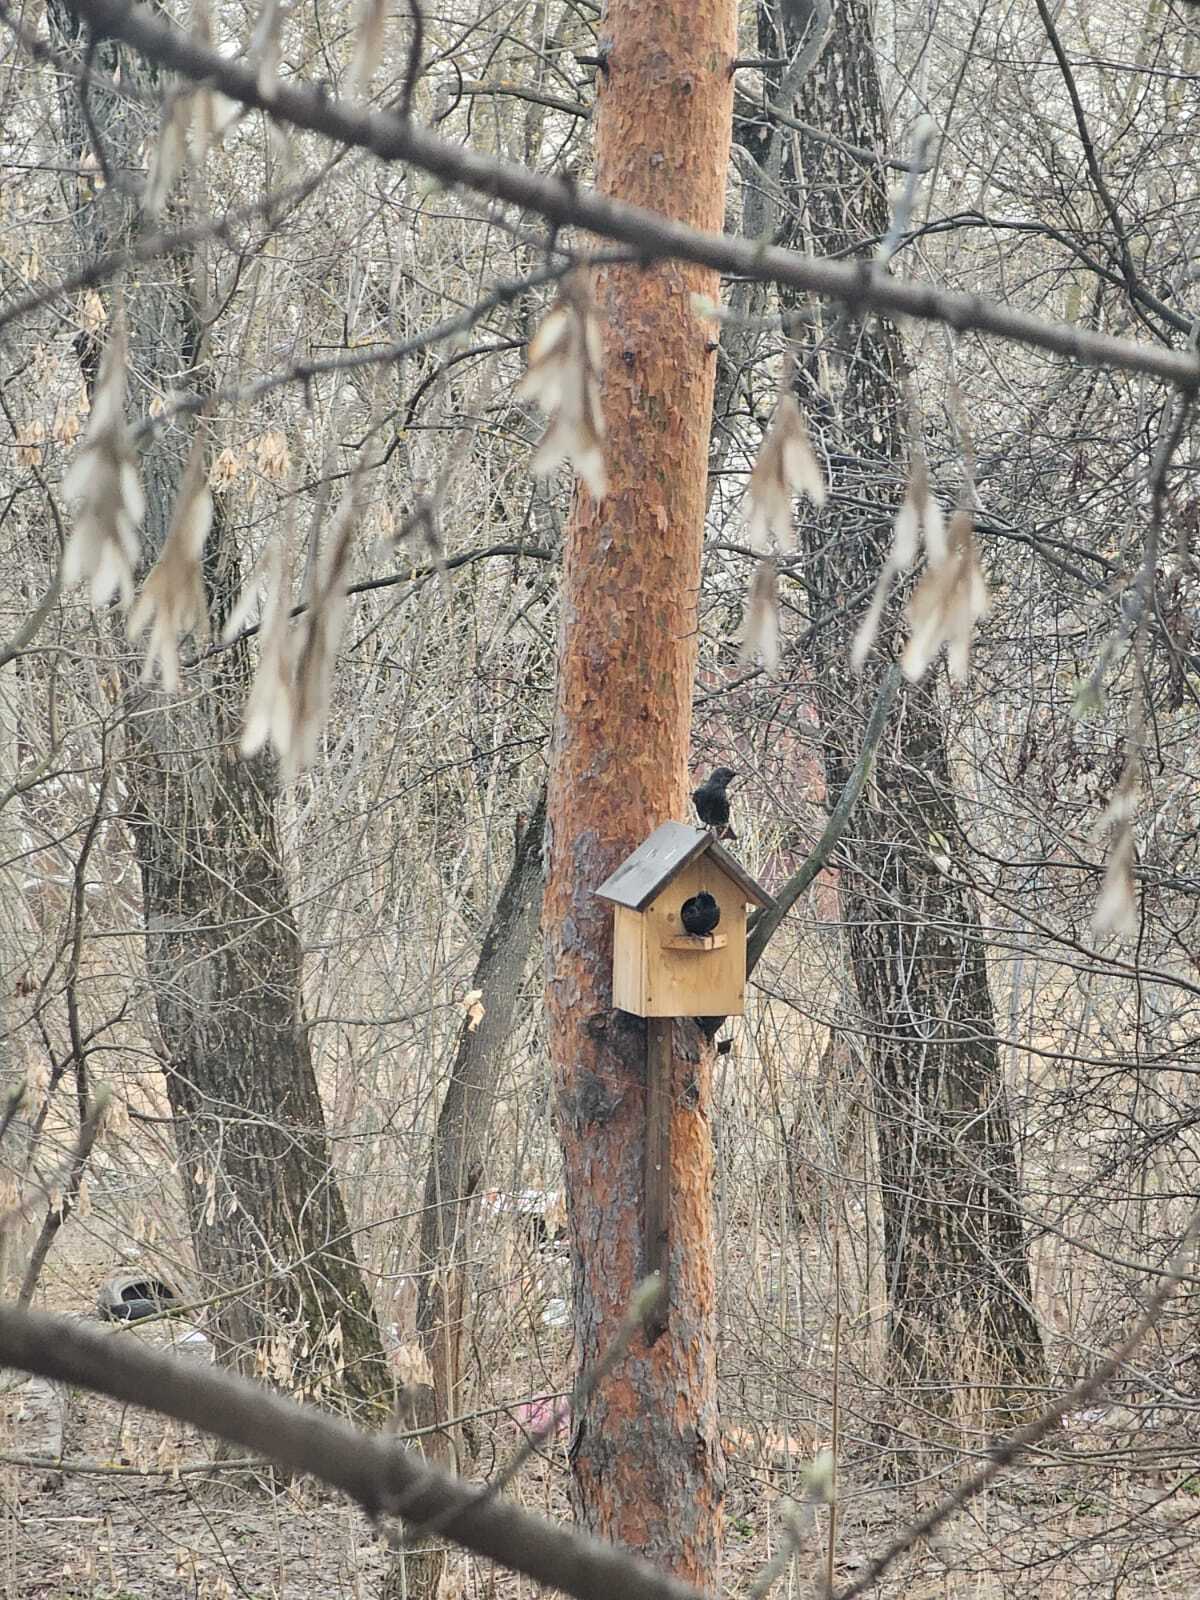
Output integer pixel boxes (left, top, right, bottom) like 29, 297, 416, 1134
596, 822, 774, 1018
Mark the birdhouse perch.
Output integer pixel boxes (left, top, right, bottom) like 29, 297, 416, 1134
596, 823, 773, 1018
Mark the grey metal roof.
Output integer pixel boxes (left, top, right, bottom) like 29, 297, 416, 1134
595, 822, 774, 911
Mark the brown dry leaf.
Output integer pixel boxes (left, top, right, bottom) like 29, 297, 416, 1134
209, 445, 242, 488
61, 319, 144, 608
16, 419, 45, 467
739, 557, 780, 673
127, 434, 213, 691
53, 397, 85, 448
389, 1339, 433, 1390
517, 275, 607, 499
105, 1094, 130, 1137
746, 392, 826, 552
255, 428, 290, 481
80, 289, 106, 332
268, 1336, 295, 1387
288, 473, 360, 774
463, 987, 485, 1031
234, 459, 362, 775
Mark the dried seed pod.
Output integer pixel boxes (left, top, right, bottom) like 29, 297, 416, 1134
237, 515, 297, 763
739, 558, 781, 673
61, 319, 144, 608
1092, 823, 1138, 939
901, 508, 989, 683
127, 434, 212, 690
746, 393, 826, 552
517, 275, 607, 499
853, 455, 951, 672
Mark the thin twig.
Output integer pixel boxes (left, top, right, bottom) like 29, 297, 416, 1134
12, 1084, 110, 1301
826, 1236, 841, 1599
398, 0, 424, 120
0, 1450, 271, 1477
747, 664, 901, 973
416, 1275, 664, 1539
0, 1301, 712, 1600
5, 0, 1197, 389
833, 1206, 1200, 1600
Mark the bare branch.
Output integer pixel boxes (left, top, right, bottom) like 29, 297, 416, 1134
747, 665, 901, 975
0, 1302, 711, 1600
5, 0, 1197, 390
833, 1207, 1200, 1600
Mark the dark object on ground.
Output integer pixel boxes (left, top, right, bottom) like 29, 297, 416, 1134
96, 1272, 179, 1323
680, 892, 721, 936
692, 767, 737, 840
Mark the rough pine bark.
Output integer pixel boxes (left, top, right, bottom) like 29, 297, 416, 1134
543, 0, 736, 1579
756, 0, 1045, 1427
46, 4, 384, 1408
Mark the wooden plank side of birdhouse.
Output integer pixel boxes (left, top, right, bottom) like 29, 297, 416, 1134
642, 860, 747, 1017
612, 903, 650, 1015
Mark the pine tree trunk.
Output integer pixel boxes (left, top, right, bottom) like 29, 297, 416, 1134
543, 0, 736, 1579
46, 4, 384, 1409
757, 0, 1046, 1431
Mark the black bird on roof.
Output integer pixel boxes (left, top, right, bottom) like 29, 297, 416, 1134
692, 767, 737, 841
680, 892, 721, 937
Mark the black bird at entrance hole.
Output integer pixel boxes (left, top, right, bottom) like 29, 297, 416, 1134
681, 892, 721, 937
692, 767, 737, 840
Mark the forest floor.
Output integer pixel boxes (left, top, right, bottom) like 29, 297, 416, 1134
5, 1192, 1199, 1599
4, 1328, 1200, 1600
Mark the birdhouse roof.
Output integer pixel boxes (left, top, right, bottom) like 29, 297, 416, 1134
595, 822, 774, 912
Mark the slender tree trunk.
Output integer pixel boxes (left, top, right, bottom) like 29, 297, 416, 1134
0, 652, 36, 1296
388, 797, 544, 1600
757, 0, 1046, 1428
415, 794, 546, 1444
544, 0, 735, 1579
46, 5, 384, 1409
